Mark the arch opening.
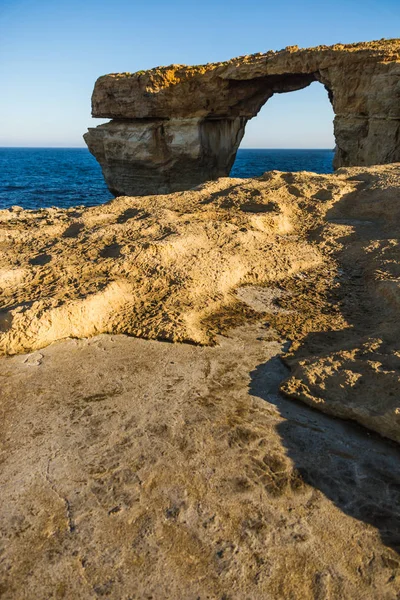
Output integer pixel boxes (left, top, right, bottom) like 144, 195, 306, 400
230, 81, 335, 178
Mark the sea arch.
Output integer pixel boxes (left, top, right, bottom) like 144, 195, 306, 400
84, 40, 400, 196
231, 80, 335, 176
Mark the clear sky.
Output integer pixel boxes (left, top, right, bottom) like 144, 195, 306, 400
0, 0, 399, 148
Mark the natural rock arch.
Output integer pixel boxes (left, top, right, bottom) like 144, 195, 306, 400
84, 40, 400, 196
235, 79, 334, 154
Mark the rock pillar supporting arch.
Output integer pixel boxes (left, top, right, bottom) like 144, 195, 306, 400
84, 40, 400, 197
85, 117, 248, 196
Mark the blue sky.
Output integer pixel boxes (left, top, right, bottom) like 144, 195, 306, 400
0, 0, 399, 148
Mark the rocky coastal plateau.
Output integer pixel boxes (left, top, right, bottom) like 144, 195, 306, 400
1, 161, 400, 598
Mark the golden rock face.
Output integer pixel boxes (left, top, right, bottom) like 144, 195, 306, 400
84, 40, 400, 196
91, 39, 400, 120
1, 163, 400, 443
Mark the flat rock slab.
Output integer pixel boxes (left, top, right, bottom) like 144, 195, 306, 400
1, 326, 400, 599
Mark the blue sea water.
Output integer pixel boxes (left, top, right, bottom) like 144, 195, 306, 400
231, 148, 334, 179
0, 147, 334, 211
0, 148, 113, 210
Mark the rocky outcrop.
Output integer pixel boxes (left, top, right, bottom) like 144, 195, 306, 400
85, 39, 400, 196
1, 164, 400, 444
85, 117, 247, 196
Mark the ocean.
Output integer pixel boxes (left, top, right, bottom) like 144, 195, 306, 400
0, 147, 334, 211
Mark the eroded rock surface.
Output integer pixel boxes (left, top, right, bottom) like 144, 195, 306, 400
1, 165, 400, 443
85, 39, 400, 195
0, 172, 330, 353
1, 328, 400, 599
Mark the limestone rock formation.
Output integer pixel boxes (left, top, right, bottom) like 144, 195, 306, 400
1, 164, 400, 444
84, 39, 400, 196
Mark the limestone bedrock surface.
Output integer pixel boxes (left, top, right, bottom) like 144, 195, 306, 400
1, 165, 400, 444
84, 39, 400, 196
1, 329, 400, 599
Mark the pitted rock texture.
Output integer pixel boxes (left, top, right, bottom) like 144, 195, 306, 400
1, 328, 400, 599
85, 39, 400, 196
1, 165, 400, 443
0, 172, 327, 353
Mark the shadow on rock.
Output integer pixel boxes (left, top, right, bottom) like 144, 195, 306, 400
249, 354, 400, 554
278, 172, 400, 443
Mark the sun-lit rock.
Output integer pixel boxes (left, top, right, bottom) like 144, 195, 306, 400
1, 163, 400, 443
85, 39, 400, 196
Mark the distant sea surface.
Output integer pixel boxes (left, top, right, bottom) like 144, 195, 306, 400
0, 148, 334, 211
